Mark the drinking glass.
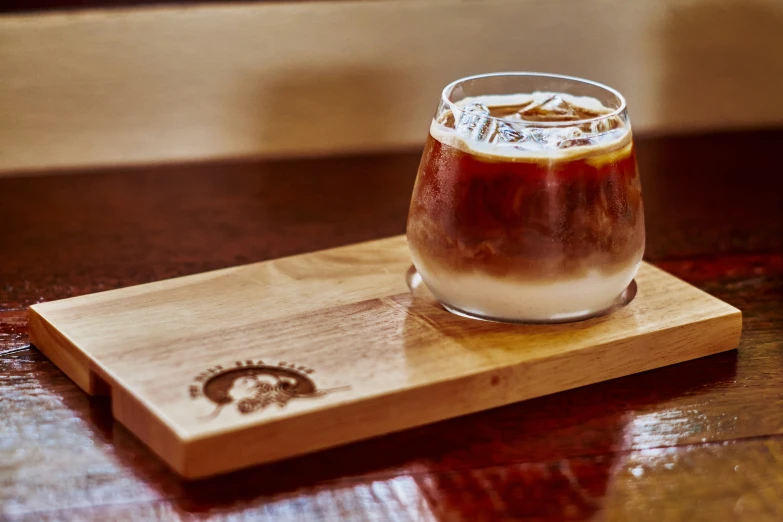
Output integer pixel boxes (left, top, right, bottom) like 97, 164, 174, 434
406, 72, 645, 323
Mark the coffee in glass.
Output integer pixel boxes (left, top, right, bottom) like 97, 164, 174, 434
407, 73, 645, 323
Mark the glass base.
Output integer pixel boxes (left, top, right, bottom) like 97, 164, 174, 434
440, 280, 636, 324
406, 264, 637, 325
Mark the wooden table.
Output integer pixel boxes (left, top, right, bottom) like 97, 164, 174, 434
1, 129, 782, 521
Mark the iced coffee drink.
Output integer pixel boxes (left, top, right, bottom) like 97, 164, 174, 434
407, 73, 645, 322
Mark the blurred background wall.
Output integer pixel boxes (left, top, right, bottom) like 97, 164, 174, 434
1, 0, 782, 173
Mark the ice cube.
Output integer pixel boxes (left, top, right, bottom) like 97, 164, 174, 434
529, 127, 548, 145
553, 128, 587, 148
590, 118, 611, 135
492, 120, 530, 144
517, 93, 580, 122
456, 102, 497, 141
463, 102, 490, 115
529, 127, 586, 148
590, 115, 621, 135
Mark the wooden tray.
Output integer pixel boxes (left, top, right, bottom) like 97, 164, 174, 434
28, 235, 742, 479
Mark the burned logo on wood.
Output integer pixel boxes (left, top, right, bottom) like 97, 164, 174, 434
190, 360, 348, 420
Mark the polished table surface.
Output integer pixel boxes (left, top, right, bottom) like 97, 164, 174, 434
1, 129, 782, 521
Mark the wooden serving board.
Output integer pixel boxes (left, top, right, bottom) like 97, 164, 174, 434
29, 235, 742, 479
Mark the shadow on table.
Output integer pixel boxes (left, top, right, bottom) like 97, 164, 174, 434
50, 344, 737, 519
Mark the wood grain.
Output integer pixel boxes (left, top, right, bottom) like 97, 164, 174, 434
1, 129, 782, 519
28, 243, 741, 477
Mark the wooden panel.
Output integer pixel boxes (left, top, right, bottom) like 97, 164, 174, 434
28, 236, 741, 478
2, 0, 783, 173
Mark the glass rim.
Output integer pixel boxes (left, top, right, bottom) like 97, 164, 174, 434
441, 72, 628, 128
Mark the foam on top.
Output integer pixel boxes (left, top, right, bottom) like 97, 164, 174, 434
432, 92, 632, 163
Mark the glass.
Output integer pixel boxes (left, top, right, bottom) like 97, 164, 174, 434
406, 72, 645, 323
